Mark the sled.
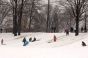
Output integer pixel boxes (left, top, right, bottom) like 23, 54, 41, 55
48, 39, 53, 43
23, 41, 29, 46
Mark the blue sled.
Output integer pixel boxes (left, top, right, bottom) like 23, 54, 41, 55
23, 41, 29, 46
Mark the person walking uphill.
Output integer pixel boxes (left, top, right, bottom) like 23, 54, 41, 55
22, 37, 29, 46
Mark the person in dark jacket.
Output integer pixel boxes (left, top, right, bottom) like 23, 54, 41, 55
65, 29, 69, 36
22, 37, 26, 45
29, 37, 32, 42
82, 41, 87, 46
32, 37, 36, 42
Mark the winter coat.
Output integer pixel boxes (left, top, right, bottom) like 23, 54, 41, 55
29, 38, 32, 42
22, 38, 26, 43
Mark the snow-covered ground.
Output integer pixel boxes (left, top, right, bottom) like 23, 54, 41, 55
0, 33, 88, 58
0, 33, 88, 48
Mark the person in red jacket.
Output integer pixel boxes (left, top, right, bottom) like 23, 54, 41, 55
54, 35, 57, 42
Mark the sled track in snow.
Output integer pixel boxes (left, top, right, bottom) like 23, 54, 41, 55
7, 33, 43, 42
2, 33, 88, 47
15, 35, 27, 39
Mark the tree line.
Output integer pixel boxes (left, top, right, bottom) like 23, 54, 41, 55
0, 0, 88, 36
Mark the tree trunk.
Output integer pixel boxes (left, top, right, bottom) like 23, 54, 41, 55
13, 6, 15, 34
13, 0, 18, 36
75, 3, 79, 36
84, 16, 87, 32
18, 0, 24, 35
75, 17, 79, 36
29, 0, 35, 32
46, 0, 50, 32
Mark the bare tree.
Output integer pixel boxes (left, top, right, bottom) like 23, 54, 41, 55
13, 0, 18, 36
46, 0, 50, 32
60, 0, 88, 36
0, 0, 11, 33
84, 12, 88, 32
24, 0, 41, 32
18, 0, 24, 35
51, 5, 60, 32
29, 0, 35, 32
10, 0, 24, 36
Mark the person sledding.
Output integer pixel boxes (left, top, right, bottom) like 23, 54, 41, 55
22, 37, 29, 46
29, 37, 32, 42
82, 41, 87, 47
53, 35, 57, 42
48, 35, 57, 43
22, 37, 26, 44
32, 37, 36, 42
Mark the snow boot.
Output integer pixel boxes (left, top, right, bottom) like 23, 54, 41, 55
23, 41, 29, 46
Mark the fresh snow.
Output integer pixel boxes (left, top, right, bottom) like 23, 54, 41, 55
0, 33, 88, 48
0, 33, 88, 58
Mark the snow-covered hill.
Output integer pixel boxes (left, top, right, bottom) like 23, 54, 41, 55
0, 33, 88, 47
0, 33, 88, 58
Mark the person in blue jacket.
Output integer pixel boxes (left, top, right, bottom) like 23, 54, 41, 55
22, 37, 26, 45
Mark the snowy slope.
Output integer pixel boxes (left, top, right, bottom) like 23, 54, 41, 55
0, 33, 88, 48
0, 33, 88, 58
